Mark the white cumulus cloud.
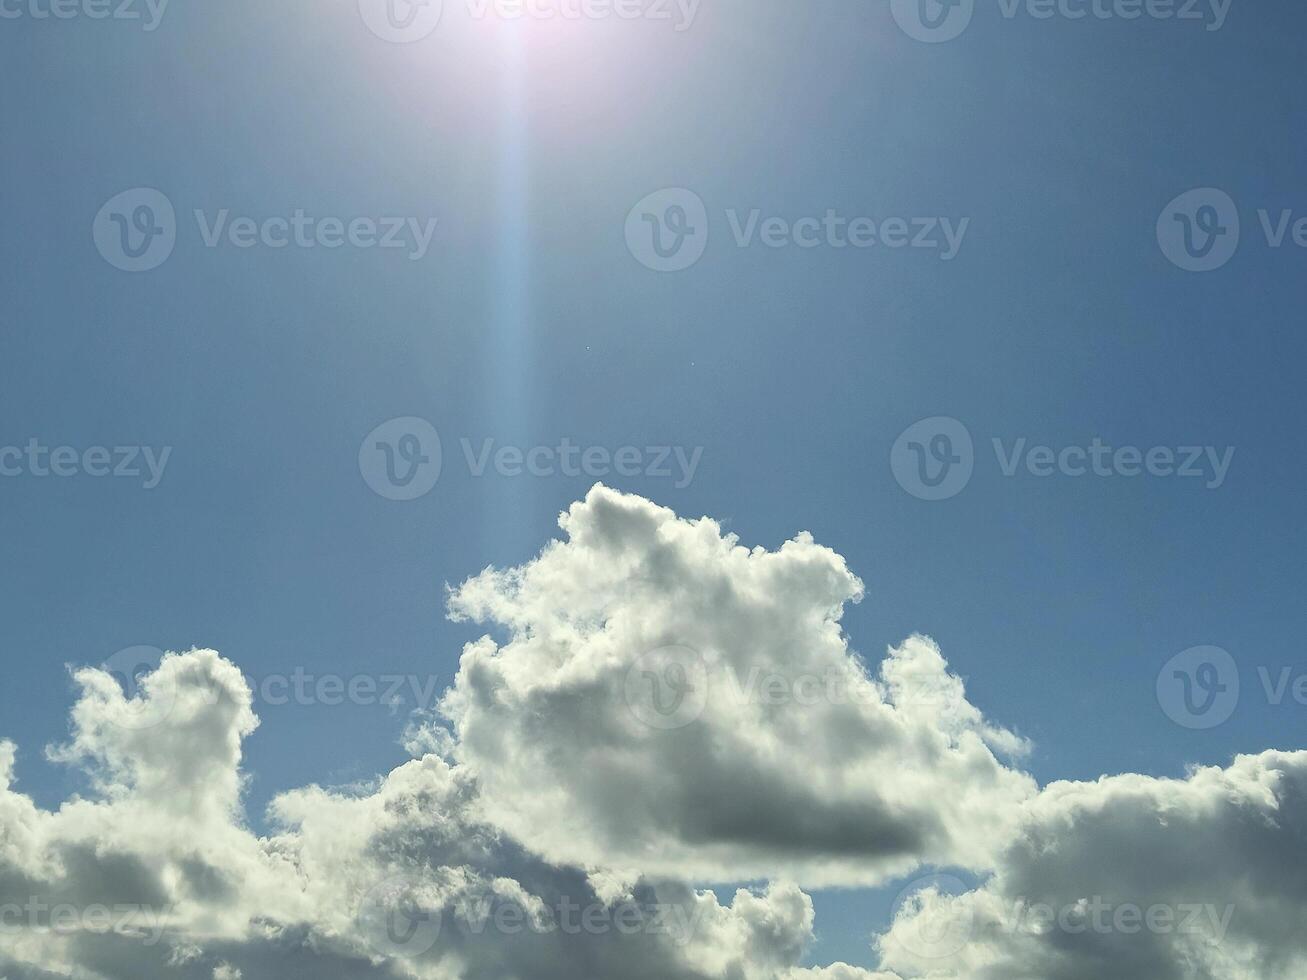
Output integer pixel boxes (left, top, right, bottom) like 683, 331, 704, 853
877, 751, 1307, 980
2, 486, 1303, 980
436, 485, 1036, 886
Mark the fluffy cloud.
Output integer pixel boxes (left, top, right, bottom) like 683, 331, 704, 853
437, 485, 1035, 886
4, 486, 1304, 980
0, 646, 874, 979
876, 751, 1307, 980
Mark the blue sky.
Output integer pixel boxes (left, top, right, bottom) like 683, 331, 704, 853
3, 0, 1307, 972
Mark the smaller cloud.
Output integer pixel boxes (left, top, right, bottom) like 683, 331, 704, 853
877, 751, 1307, 980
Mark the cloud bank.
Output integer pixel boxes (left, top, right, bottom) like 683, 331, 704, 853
0, 649, 876, 979
0, 485, 1301, 980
